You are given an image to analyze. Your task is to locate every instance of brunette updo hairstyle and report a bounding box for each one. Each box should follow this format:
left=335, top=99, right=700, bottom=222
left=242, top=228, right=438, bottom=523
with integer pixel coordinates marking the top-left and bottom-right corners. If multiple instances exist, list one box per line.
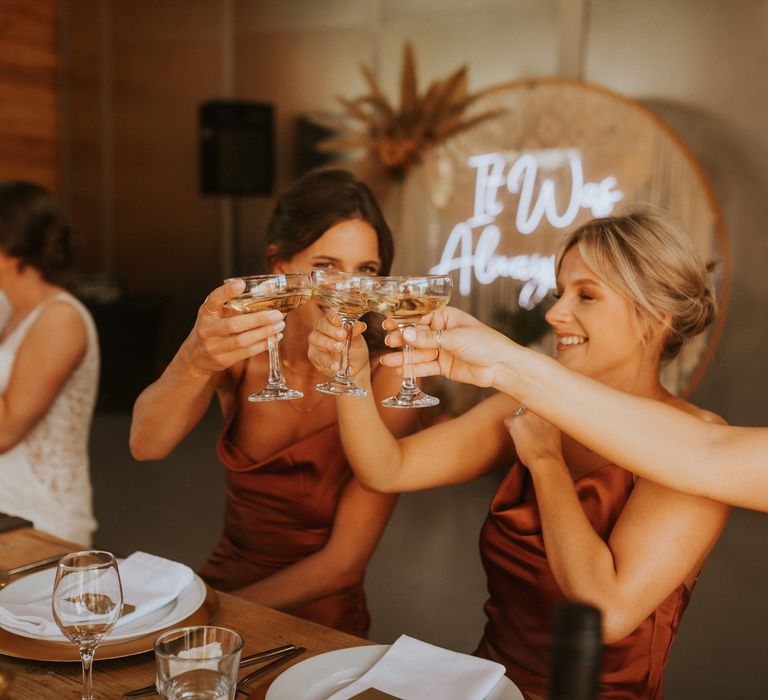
left=556, top=211, right=717, bottom=361
left=0, top=181, right=75, bottom=282
left=266, top=168, right=394, bottom=275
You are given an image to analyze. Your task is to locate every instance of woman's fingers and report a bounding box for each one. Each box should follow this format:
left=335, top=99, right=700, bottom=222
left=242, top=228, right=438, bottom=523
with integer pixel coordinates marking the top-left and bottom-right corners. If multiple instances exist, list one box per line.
left=203, top=278, right=246, bottom=316
left=216, top=335, right=282, bottom=367
left=401, top=325, right=445, bottom=349
left=380, top=352, right=441, bottom=377
left=308, top=327, right=346, bottom=354
left=384, top=324, right=444, bottom=351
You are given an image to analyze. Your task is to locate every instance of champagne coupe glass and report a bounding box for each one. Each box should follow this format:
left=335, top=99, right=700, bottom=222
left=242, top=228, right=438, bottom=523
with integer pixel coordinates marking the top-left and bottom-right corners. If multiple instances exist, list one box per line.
left=52, top=551, right=123, bottom=700
left=224, top=273, right=313, bottom=402
left=363, top=274, right=453, bottom=408
left=311, top=269, right=369, bottom=397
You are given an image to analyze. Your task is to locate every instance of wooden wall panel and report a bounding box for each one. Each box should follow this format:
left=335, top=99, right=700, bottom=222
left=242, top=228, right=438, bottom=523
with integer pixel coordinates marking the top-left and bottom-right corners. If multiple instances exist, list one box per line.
left=0, top=0, right=58, bottom=191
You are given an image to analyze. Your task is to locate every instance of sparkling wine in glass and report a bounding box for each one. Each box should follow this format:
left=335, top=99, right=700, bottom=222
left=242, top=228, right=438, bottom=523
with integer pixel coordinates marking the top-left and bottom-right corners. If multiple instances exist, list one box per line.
left=364, top=274, right=453, bottom=408
left=224, top=273, right=312, bottom=402
left=52, top=551, right=123, bottom=700
left=311, top=269, right=370, bottom=397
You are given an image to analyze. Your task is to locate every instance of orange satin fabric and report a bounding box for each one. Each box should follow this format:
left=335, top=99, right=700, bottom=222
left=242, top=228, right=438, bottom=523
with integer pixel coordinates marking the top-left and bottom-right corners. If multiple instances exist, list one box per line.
left=476, top=462, right=691, bottom=699
left=198, top=422, right=369, bottom=637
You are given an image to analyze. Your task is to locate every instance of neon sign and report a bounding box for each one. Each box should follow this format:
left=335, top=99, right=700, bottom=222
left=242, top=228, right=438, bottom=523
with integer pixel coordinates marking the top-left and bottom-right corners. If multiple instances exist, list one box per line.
left=430, top=150, right=624, bottom=308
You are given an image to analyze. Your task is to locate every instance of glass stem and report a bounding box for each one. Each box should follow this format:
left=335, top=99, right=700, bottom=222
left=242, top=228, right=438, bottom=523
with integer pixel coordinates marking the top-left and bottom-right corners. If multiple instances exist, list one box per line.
left=80, top=647, right=95, bottom=700
left=400, top=323, right=419, bottom=396
left=337, top=319, right=354, bottom=381
left=266, top=335, right=284, bottom=387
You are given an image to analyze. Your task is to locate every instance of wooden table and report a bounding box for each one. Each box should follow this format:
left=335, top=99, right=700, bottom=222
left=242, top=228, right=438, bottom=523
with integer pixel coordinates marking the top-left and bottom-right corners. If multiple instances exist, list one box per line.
left=0, top=528, right=370, bottom=699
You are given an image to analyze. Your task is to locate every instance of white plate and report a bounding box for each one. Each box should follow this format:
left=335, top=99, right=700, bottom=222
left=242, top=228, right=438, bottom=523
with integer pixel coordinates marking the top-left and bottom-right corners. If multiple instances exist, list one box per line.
left=0, top=566, right=207, bottom=644
left=265, top=645, right=524, bottom=700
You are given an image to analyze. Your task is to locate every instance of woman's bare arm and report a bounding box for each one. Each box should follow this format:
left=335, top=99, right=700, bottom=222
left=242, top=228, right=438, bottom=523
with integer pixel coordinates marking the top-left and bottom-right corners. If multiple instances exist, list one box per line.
left=130, top=279, right=285, bottom=460
left=0, top=302, right=87, bottom=451
left=309, top=312, right=515, bottom=493
left=499, top=349, right=768, bottom=511
left=508, top=409, right=728, bottom=642
left=233, top=359, right=418, bottom=610
left=388, top=306, right=768, bottom=512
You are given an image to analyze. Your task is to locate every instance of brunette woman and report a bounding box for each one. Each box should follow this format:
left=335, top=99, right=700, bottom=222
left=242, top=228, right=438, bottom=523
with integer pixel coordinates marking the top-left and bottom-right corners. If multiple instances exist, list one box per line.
left=0, top=181, right=99, bottom=544
left=130, top=169, right=417, bottom=637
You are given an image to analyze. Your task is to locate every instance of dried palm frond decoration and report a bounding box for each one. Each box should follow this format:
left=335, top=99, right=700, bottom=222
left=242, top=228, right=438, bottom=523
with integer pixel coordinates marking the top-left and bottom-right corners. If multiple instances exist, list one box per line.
left=311, top=43, right=505, bottom=181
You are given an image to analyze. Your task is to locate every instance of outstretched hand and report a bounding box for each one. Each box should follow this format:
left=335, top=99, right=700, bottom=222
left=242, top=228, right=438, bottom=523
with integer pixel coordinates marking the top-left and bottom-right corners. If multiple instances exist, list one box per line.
left=308, top=311, right=370, bottom=382
left=379, top=306, right=516, bottom=389
left=184, top=278, right=286, bottom=376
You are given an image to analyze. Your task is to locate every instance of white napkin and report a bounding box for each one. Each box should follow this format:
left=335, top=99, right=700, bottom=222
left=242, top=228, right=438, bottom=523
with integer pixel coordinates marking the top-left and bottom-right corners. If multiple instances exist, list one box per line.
left=0, top=551, right=194, bottom=638
left=326, top=635, right=506, bottom=700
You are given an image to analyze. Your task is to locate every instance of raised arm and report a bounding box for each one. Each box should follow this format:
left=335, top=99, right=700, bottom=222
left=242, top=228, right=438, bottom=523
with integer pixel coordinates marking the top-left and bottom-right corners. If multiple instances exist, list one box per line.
left=130, top=279, right=285, bottom=460
left=499, top=349, right=768, bottom=511
left=0, top=301, right=87, bottom=452
left=385, top=306, right=768, bottom=512
left=308, top=312, right=516, bottom=493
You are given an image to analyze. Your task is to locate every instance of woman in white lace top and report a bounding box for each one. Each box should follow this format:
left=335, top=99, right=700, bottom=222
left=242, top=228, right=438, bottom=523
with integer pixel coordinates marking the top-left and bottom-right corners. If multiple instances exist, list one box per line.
left=0, top=181, right=99, bottom=544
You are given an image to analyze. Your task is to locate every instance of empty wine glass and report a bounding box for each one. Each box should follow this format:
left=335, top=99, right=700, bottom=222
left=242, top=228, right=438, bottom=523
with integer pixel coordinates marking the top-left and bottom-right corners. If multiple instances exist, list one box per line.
left=311, top=269, right=369, bottom=397
left=224, top=273, right=313, bottom=401
left=363, top=274, right=453, bottom=408
left=52, top=551, right=123, bottom=700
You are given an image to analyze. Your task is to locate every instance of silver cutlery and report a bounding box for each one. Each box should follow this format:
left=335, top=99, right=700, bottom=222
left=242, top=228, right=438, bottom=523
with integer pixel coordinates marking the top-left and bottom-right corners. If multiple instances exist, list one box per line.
left=235, top=646, right=306, bottom=696
left=0, top=553, right=66, bottom=590
left=123, top=644, right=298, bottom=697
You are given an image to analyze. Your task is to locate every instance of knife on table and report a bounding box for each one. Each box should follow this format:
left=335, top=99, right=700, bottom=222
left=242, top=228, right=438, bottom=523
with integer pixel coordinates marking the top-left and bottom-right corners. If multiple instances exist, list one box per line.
left=123, top=644, right=297, bottom=697
left=235, top=646, right=306, bottom=696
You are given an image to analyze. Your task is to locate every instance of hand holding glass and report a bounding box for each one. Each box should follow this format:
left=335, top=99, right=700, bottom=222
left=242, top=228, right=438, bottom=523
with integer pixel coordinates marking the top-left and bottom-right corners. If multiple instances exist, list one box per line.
left=224, top=273, right=312, bottom=401
left=154, top=626, right=244, bottom=700
left=311, top=269, right=370, bottom=397
left=364, top=274, right=453, bottom=407
left=52, top=551, right=123, bottom=700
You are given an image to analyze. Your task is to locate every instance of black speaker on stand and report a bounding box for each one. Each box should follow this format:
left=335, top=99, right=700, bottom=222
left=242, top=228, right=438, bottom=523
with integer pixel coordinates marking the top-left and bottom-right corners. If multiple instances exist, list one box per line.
left=199, top=100, right=275, bottom=276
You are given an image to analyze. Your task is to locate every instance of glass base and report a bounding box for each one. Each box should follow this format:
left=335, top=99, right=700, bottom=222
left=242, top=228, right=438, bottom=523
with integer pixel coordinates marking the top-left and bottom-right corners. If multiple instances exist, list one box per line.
left=248, top=384, right=304, bottom=402
left=315, top=379, right=368, bottom=397
left=381, top=390, right=440, bottom=408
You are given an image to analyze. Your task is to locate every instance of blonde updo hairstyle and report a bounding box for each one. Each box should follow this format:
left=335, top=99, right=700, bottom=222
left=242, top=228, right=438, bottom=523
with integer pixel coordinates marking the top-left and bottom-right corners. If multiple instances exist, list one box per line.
left=555, top=212, right=717, bottom=361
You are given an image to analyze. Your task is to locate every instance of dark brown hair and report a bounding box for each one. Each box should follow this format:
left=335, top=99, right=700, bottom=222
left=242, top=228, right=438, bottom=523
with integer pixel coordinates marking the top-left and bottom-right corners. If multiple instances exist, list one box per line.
left=0, top=181, right=75, bottom=281
left=266, top=168, right=395, bottom=352
left=266, top=168, right=394, bottom=275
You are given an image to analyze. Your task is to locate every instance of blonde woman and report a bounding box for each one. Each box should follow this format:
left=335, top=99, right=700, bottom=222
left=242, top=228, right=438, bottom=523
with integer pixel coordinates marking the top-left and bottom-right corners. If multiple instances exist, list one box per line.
left=309, top=213, right=729, bottom=698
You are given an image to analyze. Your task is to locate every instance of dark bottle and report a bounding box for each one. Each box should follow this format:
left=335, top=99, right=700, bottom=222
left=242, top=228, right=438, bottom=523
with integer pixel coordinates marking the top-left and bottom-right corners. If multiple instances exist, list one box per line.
left=547, top=602, right=602, bottom=700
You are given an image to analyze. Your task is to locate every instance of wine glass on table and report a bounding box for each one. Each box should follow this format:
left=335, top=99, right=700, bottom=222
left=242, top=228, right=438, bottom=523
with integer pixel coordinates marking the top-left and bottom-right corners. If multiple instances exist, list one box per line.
left=311, top=269, right=370, bottom=397
left=224, top=273, right=312, bottom=402
left=363, top=274, right=453, bottom=408
left=51, top=551, right=123, bottom=700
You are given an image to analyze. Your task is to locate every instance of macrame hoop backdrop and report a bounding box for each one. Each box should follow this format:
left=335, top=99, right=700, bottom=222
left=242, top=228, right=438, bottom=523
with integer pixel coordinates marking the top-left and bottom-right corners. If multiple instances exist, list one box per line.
left=372, top=78, right=729, bottom=400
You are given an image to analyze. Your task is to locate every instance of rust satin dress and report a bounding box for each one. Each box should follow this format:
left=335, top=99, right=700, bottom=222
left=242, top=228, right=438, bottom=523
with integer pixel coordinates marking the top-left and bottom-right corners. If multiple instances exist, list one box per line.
left=198, top=421, right=369, bottom=637
left=476, top=461, right=691, bottom=699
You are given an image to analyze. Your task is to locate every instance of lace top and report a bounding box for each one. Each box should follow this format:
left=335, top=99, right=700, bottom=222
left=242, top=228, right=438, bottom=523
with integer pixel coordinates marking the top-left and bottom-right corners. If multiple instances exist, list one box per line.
left=0, top=292, right=99, bottom=544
